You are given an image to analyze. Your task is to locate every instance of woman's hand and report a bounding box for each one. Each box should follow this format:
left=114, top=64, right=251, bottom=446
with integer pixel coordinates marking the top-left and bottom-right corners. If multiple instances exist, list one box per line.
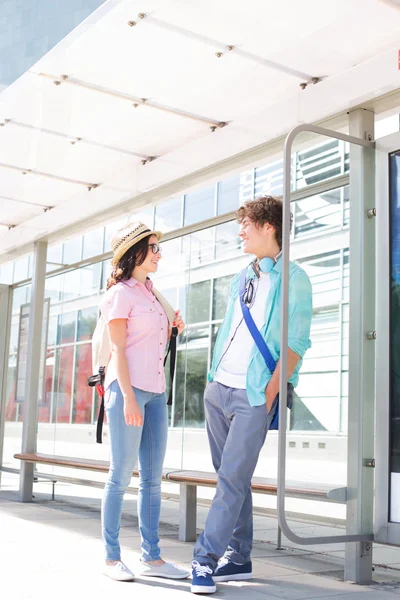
left=124, top=395, right=143, bottom=427
left=173, top=310, right=185, bottom=335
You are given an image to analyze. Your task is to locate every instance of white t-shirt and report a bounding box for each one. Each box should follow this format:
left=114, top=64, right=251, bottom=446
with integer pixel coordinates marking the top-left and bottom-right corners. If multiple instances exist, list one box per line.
left=214, top=272, right=271, bottom=389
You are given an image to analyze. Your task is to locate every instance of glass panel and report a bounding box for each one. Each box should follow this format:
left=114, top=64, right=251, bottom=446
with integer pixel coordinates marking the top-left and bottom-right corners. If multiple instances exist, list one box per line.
left=52, top=346, right=74, bottom=423
left=13, top=256, right=29, bottom=282
left=343, top=185, right=350, bottom=226
left=174, top=348, right=208, bottom=428
left=46, top=243, right=63, bottom=273
left=294, top=186, right=342, bottom=238
left=57, top=311, right=76, bottom=345
left=101, top=259, right=112, bottom=291
left=297, top=251, right=341, bottom=308
left=61, top=270, right=81, bottom=302
left=215, top=222, right=241, bottom=261
left=239, top=170, right=254, bottom=203
left=129, top=206, right=154, bottom=229
left=155, top=197, right=183, bottom=232
left=255, top=159, right=284, bottom=197
left=296, top=140, right=343, bottom=188
left=217, top=175, right=240, bottom=215
left=79, top=263, right=101, bottom=297
left=182, top=228, right=214, bottom=268
left=45, top=274, right=63, bottom=302
left=77, top=306, right=98, bottom=341
left=212, top=275, right=231, bottom=321
left=184, top=187, right=215, bottom=226
left=292, top=308, right=340, bottom=432
left=38, top=347, right=54, bottom=424
left=82, top=228, right=104, bottom=259
left=72, top=344, right=93, bottom=424
left=0, top=261, right=14, bottom=284
left=62, top=237, right=82, bottom=264
left=185, top=280, right=211, bottom=325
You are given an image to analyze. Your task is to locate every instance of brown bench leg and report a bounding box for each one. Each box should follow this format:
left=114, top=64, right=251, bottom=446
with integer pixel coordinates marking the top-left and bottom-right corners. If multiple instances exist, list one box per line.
left=179, top=483, right=197, bottom=542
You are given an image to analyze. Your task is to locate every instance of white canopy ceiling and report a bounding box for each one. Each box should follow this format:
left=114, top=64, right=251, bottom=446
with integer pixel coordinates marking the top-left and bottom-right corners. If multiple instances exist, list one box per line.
left=0, top=0, right=399, bottom=261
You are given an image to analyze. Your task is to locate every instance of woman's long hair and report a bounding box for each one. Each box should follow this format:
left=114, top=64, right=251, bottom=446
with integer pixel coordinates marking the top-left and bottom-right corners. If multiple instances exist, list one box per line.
left=106, top=235, right=150, bottom=290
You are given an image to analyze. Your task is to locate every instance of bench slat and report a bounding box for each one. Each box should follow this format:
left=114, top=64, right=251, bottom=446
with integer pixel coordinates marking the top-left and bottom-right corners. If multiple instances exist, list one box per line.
left=14, top=452, right=344, bottom=502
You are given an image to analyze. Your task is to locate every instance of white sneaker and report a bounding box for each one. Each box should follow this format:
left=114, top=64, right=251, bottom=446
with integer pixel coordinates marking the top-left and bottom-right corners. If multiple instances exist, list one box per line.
left=140, top=561, right=190, bottom=579
left=104, top=561, right=135, bottom=581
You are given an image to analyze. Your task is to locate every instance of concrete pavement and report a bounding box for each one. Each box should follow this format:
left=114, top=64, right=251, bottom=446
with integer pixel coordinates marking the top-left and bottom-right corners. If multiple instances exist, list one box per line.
left=1, top=472, right=400, bottom=600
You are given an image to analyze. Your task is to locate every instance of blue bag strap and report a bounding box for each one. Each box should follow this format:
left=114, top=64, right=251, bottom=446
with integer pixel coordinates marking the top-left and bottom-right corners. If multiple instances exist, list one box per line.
left=239, top=268, right=276, bottom=374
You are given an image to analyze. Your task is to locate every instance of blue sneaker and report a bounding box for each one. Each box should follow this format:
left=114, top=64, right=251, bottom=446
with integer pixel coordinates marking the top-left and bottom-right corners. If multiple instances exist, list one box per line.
left=213, top=557, right=252, bottom=581
left=191, top=561, right=216, bottom=594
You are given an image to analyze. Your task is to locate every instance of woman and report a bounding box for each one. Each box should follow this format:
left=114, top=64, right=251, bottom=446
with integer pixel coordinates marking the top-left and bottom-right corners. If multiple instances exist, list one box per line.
left=100, top=221, right=188, bottom=582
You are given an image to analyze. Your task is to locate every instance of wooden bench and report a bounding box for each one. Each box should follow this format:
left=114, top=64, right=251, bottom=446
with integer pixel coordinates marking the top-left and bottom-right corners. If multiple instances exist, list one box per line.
left=14, top=452, right=347, bottom=544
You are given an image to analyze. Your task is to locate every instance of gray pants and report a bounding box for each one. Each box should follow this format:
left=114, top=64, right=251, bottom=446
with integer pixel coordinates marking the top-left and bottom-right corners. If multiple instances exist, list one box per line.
left=193, top=381, right=278, bottom=570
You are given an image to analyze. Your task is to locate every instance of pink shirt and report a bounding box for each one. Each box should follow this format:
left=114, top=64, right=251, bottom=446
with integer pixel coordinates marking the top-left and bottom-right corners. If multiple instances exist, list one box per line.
left=100, top=277, right=169, bottom=393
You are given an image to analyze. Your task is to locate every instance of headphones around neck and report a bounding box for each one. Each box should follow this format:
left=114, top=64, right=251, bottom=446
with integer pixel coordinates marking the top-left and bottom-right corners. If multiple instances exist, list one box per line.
left=251, top=250, right=282, bottom=278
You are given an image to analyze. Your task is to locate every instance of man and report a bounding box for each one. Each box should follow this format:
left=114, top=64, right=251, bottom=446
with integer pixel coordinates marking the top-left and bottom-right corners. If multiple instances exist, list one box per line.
left=191, top=196, right=313, bottom=594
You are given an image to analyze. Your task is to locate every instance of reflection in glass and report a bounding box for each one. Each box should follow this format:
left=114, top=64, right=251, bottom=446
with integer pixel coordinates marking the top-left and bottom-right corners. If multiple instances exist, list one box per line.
left=174, top=348, right=208, bottom=428
left=185, top=280, right=211, bottom=325
left=52, top=346, right=74, bottom=423
left=212, top=276, right=231, bottom=321
left=77, top=306, right=98, bottom=341
left=57, top=311, right=76, bottom=345
left=294, top=186, right=343, bottom=238
left=296, top=140, right=343, bottom=188
left=73, top=344, right=93, bottom=424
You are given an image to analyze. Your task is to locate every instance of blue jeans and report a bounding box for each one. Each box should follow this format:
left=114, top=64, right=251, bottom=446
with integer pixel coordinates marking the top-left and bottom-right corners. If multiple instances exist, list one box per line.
left=101, top=380, right=168, bottom=562
left=193, top=381, right=278, bottom=571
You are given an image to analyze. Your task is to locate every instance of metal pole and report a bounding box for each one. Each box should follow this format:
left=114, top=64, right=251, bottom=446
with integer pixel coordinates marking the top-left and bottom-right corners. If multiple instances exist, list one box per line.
left=344, top=109, right=375, bottom=583
left=19, top=241, right=47, bottom=502
left=0, top=284, right=12, bottom=486
left=277, top=123, right=374, bottom=545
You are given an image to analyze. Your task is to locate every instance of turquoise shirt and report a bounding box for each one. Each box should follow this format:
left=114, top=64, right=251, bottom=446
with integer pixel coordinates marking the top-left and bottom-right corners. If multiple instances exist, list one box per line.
left=208, top=259, right=313, bottom=406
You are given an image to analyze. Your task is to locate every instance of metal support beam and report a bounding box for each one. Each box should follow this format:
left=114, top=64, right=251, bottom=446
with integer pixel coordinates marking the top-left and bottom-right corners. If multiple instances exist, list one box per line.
left=179, top=483, right=197, bottom=542
left=0, top=284, right=12, bottom=486
left=345, top=108, right=376, bottom=583
left=278, top=122, right=374, bottom=548
left=19, top=241, right=47, bottom=502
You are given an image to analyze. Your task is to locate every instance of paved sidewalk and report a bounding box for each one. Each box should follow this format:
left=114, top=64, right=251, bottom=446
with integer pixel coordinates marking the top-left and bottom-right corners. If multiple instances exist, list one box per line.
left=2, top=474, right=400, bottom=599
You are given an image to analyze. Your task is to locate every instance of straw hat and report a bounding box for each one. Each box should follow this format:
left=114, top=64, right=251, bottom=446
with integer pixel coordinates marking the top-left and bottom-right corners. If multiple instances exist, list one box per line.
left=111, top=221, right=163, bottom=266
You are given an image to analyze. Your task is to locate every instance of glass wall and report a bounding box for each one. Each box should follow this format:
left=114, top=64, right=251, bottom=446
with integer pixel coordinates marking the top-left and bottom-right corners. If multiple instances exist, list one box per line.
left=2, top=137, right=351, bottom=490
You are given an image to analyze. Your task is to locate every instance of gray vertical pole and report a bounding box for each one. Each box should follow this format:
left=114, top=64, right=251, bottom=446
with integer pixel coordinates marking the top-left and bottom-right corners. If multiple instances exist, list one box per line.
left=0, top=284, right=12, bottom=486
left=345, top=109, right=375, bottom=583
left=19, top=241, right=47, bottom=502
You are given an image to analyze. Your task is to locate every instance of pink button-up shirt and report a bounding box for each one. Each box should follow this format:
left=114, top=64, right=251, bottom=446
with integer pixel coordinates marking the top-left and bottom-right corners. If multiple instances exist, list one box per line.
left=100, top=277, right=169, bottom=393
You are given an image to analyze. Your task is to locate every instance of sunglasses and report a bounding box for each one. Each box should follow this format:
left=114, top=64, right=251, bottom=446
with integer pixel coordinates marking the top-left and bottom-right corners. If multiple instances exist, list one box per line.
left=148, top=243, right=162, bottom=255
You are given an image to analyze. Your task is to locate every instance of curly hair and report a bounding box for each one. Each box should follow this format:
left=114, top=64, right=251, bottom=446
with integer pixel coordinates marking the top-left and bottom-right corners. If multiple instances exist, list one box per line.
left=106, top=235, right=150, bottom=290
left=236, top=195, right=292, bottom=249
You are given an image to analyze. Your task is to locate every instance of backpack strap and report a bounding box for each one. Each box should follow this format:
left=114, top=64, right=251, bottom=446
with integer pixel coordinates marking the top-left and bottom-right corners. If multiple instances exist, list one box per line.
left=239, top=269, right=276, bottom=372
left=164, top=326, right=178, bottom=405
left=239, top=268, right=293, bottom=430
left=88, top=366, right=106, bottom=443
